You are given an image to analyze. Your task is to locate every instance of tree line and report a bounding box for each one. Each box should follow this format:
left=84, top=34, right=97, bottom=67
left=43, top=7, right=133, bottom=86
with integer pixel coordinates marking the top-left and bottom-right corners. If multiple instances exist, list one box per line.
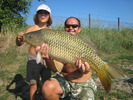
left=0, top=0, right=45, bottom=31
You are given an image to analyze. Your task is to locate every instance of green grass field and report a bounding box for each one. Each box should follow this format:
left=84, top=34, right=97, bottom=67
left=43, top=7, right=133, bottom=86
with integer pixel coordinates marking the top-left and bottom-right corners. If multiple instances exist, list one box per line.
left=0, top=26, right=133, bottom=100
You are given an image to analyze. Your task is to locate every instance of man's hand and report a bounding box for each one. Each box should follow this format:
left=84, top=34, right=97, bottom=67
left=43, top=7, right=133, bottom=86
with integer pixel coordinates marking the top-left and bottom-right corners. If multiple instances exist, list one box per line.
left=75, top=60, right=91, bottom=74
left=36, top=43, right=50, bottom=59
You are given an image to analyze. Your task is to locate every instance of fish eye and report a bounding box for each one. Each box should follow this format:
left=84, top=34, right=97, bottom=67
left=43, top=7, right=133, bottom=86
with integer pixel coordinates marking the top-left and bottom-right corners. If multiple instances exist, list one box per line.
left=28, top=34, right=32, bottom=38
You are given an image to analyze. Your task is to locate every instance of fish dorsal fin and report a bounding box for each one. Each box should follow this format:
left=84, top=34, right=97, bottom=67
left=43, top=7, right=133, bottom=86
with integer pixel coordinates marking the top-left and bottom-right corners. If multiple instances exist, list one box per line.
left=53, top=60, right=64, bottom=72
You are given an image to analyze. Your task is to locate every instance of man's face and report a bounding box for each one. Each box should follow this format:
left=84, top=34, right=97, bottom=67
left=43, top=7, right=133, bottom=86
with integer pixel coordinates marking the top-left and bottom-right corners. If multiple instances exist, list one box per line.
left=64, top=18, right=81, bottom=37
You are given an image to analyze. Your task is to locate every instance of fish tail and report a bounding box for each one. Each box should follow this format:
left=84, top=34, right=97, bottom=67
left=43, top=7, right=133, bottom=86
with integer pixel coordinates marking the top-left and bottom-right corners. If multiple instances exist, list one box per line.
left=97, top=69, right=111, bottom=93
left=107, top=64, right=127, bottom=79
left=96, top=63, right=127, bottom=92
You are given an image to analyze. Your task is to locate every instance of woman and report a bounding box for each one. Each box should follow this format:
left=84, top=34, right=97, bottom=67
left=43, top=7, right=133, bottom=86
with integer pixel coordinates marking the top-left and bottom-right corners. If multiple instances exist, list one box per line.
left=16, top=4, right=52, bottom=100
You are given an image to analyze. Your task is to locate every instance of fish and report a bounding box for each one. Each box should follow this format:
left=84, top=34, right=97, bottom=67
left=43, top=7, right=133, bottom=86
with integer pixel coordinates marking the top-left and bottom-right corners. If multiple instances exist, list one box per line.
left=23, top=28, right=127, bottom=92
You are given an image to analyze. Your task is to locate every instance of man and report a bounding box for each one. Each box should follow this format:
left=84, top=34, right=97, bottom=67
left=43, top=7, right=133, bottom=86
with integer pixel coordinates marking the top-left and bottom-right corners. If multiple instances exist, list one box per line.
left=16, top=4, right=52, bottom=100
left=38, top=17, right=97, bottom=100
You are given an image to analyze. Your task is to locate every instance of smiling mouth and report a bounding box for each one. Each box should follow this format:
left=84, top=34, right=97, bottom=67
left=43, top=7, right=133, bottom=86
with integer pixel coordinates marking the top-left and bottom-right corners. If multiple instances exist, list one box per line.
left=40, top=17, right=46, bottom=20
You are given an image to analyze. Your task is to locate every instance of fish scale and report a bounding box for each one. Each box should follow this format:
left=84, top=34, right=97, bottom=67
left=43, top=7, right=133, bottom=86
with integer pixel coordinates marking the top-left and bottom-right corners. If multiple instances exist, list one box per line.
left=44, top=30, right=85, bottom=63
left=24, top=28, right=127, bottom=92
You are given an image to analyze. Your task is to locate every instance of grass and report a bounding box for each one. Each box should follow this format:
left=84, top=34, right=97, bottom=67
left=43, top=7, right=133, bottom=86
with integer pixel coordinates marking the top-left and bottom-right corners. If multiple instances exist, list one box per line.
left=81, top=27, right=133, bottom=53
left=0, top=24, right=133, bottom=99
left=95, top=88, right=133, bottom=100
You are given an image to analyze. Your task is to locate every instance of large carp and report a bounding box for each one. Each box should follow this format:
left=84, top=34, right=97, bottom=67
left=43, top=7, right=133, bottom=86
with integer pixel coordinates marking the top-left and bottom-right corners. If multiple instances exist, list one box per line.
left=23, top=28, right=127, bottom=92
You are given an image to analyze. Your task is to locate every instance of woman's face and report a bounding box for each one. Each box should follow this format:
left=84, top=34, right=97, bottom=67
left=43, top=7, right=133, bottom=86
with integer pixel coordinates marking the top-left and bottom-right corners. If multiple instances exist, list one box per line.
left=37, top=10, right=50, bottom=23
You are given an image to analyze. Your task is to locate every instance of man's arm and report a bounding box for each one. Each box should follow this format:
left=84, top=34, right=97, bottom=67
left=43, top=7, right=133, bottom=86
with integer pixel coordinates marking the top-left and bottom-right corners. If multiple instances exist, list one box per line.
left=36, top=44, right=58, bottom=72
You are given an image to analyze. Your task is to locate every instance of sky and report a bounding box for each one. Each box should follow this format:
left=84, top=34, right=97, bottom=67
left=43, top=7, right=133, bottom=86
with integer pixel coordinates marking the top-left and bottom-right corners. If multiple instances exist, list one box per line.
left=26, top=0, right=133, bottom=26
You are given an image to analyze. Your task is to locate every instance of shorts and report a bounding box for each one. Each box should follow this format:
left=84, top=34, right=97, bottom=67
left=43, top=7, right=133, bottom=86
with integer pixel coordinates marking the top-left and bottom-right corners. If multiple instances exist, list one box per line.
left=26, top=53, right=51, bottom=85
left=52, top=72, right=97, bottom=100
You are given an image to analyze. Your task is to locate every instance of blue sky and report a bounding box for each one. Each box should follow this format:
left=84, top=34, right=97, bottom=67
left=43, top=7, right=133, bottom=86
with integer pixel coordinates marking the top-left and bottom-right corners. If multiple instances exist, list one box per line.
left=26, top=0, right=133, bottom=26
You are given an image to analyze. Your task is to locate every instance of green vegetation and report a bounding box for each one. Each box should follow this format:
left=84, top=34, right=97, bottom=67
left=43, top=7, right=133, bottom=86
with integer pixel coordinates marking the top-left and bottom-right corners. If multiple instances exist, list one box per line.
left=95, top=88, right=133, bottom=100
left=0, top=25, right=133, bottom=99
left=0, top=0, right=46, bottom=31
left=0, top=0, right=32, bottom=31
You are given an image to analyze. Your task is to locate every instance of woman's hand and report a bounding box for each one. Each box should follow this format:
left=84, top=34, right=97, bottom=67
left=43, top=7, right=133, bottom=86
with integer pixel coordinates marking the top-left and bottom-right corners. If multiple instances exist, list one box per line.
left=17, top=32, right=24, bottom=42
left=16, top=32, right=25, bottom=46
left=75, top=60, right=91, bottom=74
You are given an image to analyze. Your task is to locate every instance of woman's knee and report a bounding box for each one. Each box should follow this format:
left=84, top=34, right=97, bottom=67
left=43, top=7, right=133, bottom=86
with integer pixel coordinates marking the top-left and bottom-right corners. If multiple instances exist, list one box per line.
left=30, top=84, right=37, bottom=91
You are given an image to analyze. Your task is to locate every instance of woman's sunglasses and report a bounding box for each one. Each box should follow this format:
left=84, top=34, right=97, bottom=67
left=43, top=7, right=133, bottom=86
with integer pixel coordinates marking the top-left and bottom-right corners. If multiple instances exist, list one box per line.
left=65, top=24, right=79, bottom=28
left=37, top=10, right=49, bottom=15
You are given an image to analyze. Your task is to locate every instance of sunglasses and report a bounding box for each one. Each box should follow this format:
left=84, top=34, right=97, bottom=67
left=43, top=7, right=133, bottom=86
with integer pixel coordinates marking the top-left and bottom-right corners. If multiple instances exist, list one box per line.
left=65, top=24, right=79, bottom=28
left=37, top=10, right=49, bottom=15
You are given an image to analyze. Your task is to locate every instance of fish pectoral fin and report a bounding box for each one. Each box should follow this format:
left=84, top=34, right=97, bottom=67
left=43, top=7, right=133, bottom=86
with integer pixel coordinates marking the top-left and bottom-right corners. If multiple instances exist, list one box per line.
left=36, top=52, right=48, bottom=68
left=53, top=60, right=64, bottom=72
left=43, top=60, right=47, bottom=68
left=36, top=52, right=42, bottom=64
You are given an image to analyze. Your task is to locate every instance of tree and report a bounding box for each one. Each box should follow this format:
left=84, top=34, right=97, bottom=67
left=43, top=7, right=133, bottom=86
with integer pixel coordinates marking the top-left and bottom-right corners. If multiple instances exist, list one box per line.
left=0, top=0, right=32, bottom=31
left=0, top=0, right=47, bottom=32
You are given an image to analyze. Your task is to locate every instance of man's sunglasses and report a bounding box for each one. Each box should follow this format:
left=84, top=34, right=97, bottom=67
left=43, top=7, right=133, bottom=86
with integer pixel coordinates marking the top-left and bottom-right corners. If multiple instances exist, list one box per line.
left=65, top=24, right=79, bottom=28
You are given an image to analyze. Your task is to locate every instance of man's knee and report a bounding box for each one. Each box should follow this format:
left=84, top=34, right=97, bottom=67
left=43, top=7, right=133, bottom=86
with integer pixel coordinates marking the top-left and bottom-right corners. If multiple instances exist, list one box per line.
left=42, top=79, right=63, bottom=96
left=42, top=80, right=55, bottom=94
